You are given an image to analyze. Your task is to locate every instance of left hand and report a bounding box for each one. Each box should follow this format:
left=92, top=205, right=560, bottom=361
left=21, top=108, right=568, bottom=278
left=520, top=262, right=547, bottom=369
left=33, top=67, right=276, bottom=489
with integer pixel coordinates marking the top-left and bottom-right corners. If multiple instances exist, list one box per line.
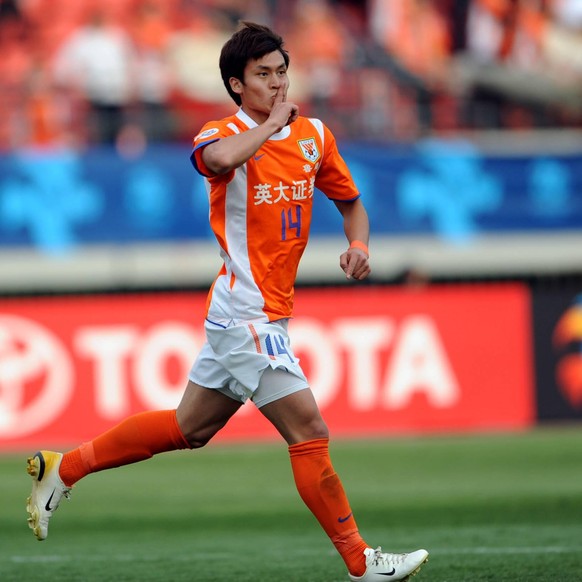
left=340, top=248, right=371, bottom=280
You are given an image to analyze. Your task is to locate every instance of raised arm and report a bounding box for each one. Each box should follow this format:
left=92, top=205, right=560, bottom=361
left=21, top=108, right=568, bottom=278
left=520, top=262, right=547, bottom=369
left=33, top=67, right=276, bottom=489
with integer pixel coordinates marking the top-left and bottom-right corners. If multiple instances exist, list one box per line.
left=202, top=86, right=298, bottom=175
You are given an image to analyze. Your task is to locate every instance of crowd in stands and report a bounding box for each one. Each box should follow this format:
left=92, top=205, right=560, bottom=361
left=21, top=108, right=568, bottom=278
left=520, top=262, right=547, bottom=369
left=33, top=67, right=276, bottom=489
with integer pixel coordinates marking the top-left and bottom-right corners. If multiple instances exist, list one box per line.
left=1, top=0, right=581, bottom=151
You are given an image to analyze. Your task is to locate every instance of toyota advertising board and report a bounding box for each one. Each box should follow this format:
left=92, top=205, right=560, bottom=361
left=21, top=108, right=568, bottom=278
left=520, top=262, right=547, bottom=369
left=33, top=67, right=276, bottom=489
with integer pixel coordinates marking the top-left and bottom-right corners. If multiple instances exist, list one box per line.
left=0, top=285, right=534, bottom=450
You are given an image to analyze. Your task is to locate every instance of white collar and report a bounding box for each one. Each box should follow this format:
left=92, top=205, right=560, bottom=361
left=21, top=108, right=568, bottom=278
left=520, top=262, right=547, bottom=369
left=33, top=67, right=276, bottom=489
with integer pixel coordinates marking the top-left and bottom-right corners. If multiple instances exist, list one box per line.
left=236, top=108, right=291, bottom=140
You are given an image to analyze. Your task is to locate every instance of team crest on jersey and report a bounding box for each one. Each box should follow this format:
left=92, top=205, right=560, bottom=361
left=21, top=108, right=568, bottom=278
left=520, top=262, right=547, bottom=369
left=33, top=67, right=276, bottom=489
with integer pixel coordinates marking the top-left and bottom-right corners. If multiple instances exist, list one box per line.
left=196, top=127, right=219, bottom=141
left=297, top=138, right=320, bottom=163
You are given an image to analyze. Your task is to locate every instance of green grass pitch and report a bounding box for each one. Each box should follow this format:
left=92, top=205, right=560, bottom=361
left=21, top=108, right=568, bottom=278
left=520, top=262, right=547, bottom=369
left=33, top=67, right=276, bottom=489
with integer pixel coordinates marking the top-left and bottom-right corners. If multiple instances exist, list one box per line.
left=2, top=426, right=582, bottom=581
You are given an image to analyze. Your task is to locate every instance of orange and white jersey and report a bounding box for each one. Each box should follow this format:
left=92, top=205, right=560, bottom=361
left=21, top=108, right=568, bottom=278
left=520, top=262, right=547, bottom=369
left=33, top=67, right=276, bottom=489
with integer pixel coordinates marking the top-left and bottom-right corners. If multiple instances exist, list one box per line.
left=191, top=108, right=360, bottom=325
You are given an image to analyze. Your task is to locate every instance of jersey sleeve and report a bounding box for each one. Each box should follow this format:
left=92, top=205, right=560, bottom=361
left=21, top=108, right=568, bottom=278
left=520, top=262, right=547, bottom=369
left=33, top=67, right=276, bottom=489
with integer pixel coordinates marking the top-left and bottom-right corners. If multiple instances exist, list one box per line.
left=314, top=123, right=360, bottom=202
left=190, top=121, right=235, bottom=177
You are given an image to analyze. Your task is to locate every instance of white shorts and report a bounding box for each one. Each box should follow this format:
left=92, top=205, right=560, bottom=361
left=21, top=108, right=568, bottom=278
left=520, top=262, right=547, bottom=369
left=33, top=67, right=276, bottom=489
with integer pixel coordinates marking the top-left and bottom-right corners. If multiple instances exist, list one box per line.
left=188, top=319, right=309, bottom=408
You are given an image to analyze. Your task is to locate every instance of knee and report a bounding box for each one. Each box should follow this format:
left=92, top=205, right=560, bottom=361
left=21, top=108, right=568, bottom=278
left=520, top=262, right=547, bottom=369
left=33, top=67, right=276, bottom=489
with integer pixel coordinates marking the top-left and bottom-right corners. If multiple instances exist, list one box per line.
left=309, top=418, right=329, bottom=440
left=181, top=428, right=213, bottom=449
left=294, top=418, right=329, bottom=443
left=188, top=439, right=209, bottom=450
left=177, top=420, right=215, bottom=449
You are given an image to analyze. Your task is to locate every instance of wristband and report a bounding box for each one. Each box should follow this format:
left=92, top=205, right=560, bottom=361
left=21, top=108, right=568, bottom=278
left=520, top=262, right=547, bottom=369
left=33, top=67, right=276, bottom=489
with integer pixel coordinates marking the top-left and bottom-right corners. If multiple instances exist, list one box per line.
left=349, top=240, right=369, bottom=257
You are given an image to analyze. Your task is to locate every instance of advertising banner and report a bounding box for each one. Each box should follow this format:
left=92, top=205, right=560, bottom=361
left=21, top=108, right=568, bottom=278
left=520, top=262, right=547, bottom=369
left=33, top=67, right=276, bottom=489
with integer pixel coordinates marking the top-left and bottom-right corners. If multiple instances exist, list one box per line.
left=0, top=285, right=534, bottom=450
left=1, top=144, right=581, bottom=253
left=532, top=285, right=582, bottom=420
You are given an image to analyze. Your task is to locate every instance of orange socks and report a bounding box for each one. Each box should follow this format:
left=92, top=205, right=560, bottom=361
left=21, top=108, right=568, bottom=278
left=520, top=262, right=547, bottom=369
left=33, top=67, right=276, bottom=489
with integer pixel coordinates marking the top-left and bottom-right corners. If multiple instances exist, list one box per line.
left=288, top=438, right=369, bottom=577
left=58, top=422, right=367, bottom=574
left=59, top=410, right=190, bottom=487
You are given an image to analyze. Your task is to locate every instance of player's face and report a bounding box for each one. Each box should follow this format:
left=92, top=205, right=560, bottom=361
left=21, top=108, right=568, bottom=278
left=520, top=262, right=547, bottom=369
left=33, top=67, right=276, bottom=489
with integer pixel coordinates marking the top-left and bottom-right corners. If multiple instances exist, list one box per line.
left=234, top=51, right=289, bottom=122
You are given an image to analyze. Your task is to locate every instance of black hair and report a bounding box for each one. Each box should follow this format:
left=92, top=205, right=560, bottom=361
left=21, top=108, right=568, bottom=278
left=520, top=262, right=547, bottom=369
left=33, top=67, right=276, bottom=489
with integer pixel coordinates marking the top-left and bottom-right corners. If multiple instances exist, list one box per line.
left=219, top=21, right=290, bottom=106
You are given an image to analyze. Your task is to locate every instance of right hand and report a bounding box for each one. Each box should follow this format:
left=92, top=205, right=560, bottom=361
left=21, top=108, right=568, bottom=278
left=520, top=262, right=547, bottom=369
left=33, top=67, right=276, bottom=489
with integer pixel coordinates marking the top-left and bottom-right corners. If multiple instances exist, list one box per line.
left=268, top=85, right=299, bottom=132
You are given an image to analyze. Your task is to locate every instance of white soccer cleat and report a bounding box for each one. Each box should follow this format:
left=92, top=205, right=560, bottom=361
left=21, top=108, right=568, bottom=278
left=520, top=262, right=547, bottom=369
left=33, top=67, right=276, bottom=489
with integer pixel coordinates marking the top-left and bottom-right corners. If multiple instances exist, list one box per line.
left=349, top=547, right=429, bottom=582
left=26, top=451, right=71, bottom=541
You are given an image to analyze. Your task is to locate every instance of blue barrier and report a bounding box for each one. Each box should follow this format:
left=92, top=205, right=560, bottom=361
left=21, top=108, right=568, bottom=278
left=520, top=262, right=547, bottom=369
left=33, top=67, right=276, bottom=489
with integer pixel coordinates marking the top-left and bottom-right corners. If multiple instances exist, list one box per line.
left=0, top=140, right=581, bottom=253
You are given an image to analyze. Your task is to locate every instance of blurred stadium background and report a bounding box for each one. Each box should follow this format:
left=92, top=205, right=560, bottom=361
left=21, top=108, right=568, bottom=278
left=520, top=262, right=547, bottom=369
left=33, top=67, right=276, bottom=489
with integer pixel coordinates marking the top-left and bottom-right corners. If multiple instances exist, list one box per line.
left=1, top=0, right=582, bottom=447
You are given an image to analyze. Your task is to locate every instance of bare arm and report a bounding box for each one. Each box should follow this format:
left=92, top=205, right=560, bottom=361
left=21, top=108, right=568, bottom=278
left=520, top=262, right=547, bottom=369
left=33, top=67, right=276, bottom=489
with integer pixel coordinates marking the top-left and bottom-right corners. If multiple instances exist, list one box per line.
left=202, top=87, right=299, bottom=175
left=334, top=198, right=371, bottom=280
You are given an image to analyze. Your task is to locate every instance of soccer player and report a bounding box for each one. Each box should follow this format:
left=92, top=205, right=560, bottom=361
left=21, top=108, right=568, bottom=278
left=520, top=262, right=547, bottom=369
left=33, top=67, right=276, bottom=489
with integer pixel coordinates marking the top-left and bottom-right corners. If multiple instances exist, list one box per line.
left=26, top=21, right=428, bottom=582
